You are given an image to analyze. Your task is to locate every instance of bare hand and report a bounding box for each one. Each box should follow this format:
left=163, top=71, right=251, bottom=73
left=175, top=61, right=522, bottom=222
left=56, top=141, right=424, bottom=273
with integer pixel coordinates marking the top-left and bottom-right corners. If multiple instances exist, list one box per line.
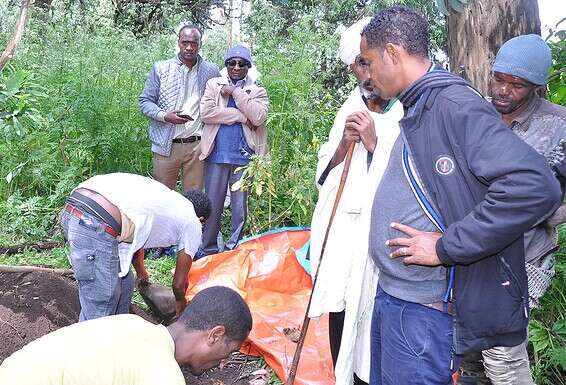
left=164, top=111, right=190, bottom=124
left=386, top=222, right=442, bottom=266
left=343, top=111, right=377, bottom=153
left=221, top=85, right=236, bottom=97
left=135, top=271, right=149, bottom=288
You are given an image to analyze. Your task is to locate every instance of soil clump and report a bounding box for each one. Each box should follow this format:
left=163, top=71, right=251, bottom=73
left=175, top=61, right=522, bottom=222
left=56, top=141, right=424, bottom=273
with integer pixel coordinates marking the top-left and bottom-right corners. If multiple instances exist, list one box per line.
left=0, top=270, right=264, bottom=384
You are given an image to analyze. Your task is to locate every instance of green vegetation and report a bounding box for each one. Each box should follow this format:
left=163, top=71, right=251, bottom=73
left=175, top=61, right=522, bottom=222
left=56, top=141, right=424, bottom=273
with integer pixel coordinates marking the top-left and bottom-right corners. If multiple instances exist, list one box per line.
left=1, top=0, right=565, bottom=384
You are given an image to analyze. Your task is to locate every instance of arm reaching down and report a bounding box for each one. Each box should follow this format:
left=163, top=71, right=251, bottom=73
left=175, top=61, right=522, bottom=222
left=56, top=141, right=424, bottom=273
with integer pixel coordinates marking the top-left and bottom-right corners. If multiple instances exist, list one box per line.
left=172, top=248, right=193, bottom=316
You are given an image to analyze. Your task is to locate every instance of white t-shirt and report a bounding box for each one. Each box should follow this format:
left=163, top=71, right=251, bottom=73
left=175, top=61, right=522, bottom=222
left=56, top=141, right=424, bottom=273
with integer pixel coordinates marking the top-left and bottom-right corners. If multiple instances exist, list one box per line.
left=0, top=314, right=185, bottom=385
left=77, top=173, right=202, bottom=277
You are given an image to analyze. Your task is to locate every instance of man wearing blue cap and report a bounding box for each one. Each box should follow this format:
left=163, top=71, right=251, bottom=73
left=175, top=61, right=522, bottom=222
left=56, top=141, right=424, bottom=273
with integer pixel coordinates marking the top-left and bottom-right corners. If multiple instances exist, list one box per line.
left=480, top=34, right=566, bottom=385
left=198, top=45, right=269, bottom=256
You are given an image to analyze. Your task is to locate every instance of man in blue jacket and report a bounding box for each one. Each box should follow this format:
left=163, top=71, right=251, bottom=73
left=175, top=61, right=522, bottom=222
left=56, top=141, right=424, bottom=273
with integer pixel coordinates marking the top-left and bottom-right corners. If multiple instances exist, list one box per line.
left=360, top=6, right=562, bottom=385
left=139, top=24, right=220, bottom=192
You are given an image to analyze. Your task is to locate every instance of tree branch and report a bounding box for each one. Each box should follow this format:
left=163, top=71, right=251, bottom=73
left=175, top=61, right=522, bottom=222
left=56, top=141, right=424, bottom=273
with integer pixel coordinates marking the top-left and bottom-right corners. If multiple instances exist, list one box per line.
left=0, top=265, right=74, bottom=276
left=0, top=0, right=32, bottom=72
left=0, top=241, right=61, bottom=255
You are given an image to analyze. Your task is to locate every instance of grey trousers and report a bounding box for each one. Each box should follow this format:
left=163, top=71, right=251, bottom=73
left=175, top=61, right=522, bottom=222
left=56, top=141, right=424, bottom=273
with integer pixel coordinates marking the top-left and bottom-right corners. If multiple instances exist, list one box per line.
left=482, top=339, right=535, bottom=385
left=201, top=162, right=248, bottom=256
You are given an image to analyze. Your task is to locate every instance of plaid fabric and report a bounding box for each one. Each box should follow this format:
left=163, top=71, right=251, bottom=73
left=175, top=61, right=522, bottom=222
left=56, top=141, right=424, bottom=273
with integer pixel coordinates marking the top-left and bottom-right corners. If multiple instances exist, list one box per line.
left=526, top=255, right=555, bottom=308
left=139, top=54, right=220, bottom=156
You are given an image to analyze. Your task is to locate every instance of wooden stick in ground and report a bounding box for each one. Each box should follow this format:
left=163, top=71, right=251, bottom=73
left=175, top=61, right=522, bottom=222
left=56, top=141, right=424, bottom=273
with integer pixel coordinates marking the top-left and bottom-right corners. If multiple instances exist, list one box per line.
left=0, top=0, right=32, bottom=71
left=286, top=142, right=356, bottom=385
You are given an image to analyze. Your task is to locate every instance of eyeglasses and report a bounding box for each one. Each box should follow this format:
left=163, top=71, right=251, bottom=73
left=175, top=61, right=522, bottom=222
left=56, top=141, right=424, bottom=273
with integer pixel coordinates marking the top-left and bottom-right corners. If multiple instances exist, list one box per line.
left=227, top=60, right=250, bottom=68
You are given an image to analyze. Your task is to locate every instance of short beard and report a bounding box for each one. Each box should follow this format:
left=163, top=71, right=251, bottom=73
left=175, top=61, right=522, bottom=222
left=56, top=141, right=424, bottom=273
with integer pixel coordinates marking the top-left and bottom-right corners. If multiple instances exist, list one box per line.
left=359, top=80, right=381, bottom=102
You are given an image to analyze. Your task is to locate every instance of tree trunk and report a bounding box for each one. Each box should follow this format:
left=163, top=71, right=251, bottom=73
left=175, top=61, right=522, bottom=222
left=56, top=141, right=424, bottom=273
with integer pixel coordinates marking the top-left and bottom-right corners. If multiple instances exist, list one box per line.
left=447, top=0, right=540, bottom=95
left=228, top=0, right=234, bottom=47
left=0, top=0, right=32, bottom=72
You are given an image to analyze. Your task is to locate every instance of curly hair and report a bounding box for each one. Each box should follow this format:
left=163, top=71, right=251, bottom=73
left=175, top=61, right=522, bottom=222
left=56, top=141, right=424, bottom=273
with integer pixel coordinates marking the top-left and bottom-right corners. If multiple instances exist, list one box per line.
left=183, top=190, right=211, bottom=221
left=362, top=6, right=429, bottom=58
left=180, top=286, right=252, bottom=342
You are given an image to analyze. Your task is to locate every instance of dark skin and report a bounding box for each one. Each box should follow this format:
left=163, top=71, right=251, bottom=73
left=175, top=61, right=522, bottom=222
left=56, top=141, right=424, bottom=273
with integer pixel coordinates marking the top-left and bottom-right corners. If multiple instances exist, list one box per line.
left=488, top=71, right=538, bottom=126
left=360, top=34, right=443, bottom=267
left=134, top=216, right=206, bottom=317
left=167, top=322, right=242, bottom=375
left=323, top=56, right=388, bottom=173
left=165, top=27, right=202, bottom=125
left=220, top=57, right=257, bottom=130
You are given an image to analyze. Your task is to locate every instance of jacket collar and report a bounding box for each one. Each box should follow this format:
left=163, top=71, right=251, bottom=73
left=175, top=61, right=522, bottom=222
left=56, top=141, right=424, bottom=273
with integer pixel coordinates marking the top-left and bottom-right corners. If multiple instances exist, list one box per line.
left=217, top=74, right=253, bottom=88
left=398, top=67, right=470, bottom=109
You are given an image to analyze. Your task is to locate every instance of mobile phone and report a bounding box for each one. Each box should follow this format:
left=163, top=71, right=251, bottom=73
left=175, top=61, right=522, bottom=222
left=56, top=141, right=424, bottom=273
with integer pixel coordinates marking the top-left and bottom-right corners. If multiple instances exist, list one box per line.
left=177, top=113, right=194, bottom=121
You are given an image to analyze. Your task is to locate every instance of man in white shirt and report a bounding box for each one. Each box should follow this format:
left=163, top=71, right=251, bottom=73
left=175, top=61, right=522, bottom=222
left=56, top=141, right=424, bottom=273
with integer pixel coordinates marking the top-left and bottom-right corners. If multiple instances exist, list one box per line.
left=59, top=172, right=211, bottom=321
left=0, top=286, right=252, bottom=385
left=308, top=18, right=403, bottom=385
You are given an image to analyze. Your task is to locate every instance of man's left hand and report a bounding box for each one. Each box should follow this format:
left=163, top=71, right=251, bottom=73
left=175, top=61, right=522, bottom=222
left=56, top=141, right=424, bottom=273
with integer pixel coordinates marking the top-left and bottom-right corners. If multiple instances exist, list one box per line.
left=387, top=222, right=443, bottom=266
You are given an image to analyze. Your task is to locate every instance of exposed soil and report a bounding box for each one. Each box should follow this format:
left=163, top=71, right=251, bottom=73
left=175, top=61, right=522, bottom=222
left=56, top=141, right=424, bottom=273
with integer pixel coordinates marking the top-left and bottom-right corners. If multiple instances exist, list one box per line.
left=0, top=271, right=80, bottom=362
left=0, top=270, right=264, bottom=385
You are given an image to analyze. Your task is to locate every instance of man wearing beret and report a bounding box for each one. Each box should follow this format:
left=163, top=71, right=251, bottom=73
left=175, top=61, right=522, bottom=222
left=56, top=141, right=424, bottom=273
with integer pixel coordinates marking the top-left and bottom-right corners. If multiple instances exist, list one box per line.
left=198, top=45, right=269, bottom=257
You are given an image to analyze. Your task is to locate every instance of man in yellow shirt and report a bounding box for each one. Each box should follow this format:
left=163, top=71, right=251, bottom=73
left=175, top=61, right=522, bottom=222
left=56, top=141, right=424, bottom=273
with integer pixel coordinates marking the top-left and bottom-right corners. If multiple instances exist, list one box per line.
left=0, top=286, right=252, bottom=385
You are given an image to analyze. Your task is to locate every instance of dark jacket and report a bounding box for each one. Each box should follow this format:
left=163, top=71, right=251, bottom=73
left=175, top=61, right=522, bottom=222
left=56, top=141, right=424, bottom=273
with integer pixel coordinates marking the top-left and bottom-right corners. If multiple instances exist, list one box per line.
left=398, top=72, right=562, bottom=354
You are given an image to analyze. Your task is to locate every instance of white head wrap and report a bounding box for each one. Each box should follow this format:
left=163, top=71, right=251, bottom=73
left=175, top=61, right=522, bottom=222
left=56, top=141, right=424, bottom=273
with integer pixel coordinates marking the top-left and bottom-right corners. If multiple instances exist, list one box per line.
left=338, top=17, right=372, bottom=66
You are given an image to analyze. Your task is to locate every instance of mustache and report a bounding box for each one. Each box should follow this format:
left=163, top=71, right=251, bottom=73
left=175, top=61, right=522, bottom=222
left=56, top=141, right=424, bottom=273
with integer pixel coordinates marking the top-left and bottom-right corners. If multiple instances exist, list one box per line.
left=492, top=96, right=511, bottom=103
left=360, top=80, right=381, bottom=100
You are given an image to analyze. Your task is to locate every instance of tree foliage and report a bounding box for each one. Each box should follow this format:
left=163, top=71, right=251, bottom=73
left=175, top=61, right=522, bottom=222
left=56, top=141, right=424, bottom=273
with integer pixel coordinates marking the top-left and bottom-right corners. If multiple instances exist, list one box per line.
left=0, top=1, right=565, bottom=383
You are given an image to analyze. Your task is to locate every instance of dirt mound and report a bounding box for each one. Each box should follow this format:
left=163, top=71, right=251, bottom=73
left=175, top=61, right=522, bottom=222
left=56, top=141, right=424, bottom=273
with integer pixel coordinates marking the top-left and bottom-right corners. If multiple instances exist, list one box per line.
left=0, top=271, right=80, bottom=362
left=0, top=270, right=264, bottom=384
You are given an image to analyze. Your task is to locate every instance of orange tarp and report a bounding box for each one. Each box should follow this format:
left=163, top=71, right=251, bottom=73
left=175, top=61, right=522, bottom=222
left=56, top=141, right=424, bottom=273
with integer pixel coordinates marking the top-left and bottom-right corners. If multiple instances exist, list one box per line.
left=185, top=229, right=335, bottom=385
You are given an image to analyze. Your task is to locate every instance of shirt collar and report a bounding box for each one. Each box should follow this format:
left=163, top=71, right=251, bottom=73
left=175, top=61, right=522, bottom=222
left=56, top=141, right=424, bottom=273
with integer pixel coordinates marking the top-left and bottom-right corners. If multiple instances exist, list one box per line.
left=510, top=95, right=542, bottom=130
left=175, top=54, right=201, bottom=71
left=228, top=75, right=248, bottom=88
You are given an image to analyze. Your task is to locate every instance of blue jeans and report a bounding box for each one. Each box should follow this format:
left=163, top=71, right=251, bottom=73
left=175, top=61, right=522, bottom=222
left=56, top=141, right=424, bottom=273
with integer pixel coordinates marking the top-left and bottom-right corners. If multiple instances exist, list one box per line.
left=60, top=210, right=134, bottom=321
left=370, top=286, right=458, bottom=385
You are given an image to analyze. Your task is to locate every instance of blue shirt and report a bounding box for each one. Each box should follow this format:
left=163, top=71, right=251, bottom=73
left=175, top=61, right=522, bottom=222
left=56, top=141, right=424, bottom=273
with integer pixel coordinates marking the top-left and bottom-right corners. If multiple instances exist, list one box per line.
left=206, top=96, right=254, bottom=166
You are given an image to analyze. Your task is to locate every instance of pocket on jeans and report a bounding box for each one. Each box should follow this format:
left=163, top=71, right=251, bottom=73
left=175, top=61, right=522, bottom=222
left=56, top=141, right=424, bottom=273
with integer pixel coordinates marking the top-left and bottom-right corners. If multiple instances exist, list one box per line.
left=400, top=305, right=431, bottom=357
left=69, top=248, right=96, bottom=281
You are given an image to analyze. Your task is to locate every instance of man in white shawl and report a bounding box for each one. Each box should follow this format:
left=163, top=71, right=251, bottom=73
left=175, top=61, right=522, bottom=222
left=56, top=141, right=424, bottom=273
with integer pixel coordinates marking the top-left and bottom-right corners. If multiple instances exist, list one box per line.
left=308, top=17, right=403, bottom=385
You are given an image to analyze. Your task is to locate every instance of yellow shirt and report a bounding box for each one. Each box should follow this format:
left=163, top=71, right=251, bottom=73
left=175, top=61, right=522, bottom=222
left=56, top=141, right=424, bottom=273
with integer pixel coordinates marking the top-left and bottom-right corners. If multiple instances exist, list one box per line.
left=0, top=314, right=185, bottom=385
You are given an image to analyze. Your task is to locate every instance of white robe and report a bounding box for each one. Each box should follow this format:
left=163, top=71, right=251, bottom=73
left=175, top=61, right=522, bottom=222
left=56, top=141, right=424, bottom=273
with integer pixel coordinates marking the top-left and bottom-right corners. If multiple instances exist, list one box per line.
left=308, top=87, right=402, bottom=384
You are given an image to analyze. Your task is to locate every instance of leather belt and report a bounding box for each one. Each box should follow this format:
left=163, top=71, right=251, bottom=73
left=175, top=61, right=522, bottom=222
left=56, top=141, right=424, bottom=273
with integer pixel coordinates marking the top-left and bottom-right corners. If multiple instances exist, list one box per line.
left=172, top=136, right=201, bottom=144
left=63, top=204, right=119, bottom=238
left=422, top=301, right=455, bottom=316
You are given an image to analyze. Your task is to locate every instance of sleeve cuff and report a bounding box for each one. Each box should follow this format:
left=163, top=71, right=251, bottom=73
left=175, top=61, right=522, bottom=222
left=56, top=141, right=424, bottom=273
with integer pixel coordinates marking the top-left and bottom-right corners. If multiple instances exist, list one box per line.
left=156, top=111, right=167, bottom=122
left=436, top=237, right=456, bottom=266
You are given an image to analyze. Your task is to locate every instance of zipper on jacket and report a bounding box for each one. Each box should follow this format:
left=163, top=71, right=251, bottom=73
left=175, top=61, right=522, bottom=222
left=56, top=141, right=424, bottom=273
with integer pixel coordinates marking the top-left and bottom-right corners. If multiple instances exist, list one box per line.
left=499, top=256, right=528, bottom=318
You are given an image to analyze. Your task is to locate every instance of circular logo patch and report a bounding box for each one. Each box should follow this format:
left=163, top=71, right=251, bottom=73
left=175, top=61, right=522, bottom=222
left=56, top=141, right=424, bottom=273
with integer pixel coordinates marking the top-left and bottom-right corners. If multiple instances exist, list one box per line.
left=435, top=156, right=455, bottom=176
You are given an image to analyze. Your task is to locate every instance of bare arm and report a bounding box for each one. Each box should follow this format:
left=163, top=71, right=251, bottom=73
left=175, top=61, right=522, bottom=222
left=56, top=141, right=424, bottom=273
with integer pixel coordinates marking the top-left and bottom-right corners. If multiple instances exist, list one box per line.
left=132, top=249, right=149, bottom=286
left=172, top=248, right=192, bottom=316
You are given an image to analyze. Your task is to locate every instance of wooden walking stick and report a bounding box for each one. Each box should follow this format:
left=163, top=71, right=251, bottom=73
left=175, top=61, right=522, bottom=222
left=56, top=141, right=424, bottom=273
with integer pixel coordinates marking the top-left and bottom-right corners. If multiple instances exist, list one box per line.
left=286, top=141, right=356, bottom=385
